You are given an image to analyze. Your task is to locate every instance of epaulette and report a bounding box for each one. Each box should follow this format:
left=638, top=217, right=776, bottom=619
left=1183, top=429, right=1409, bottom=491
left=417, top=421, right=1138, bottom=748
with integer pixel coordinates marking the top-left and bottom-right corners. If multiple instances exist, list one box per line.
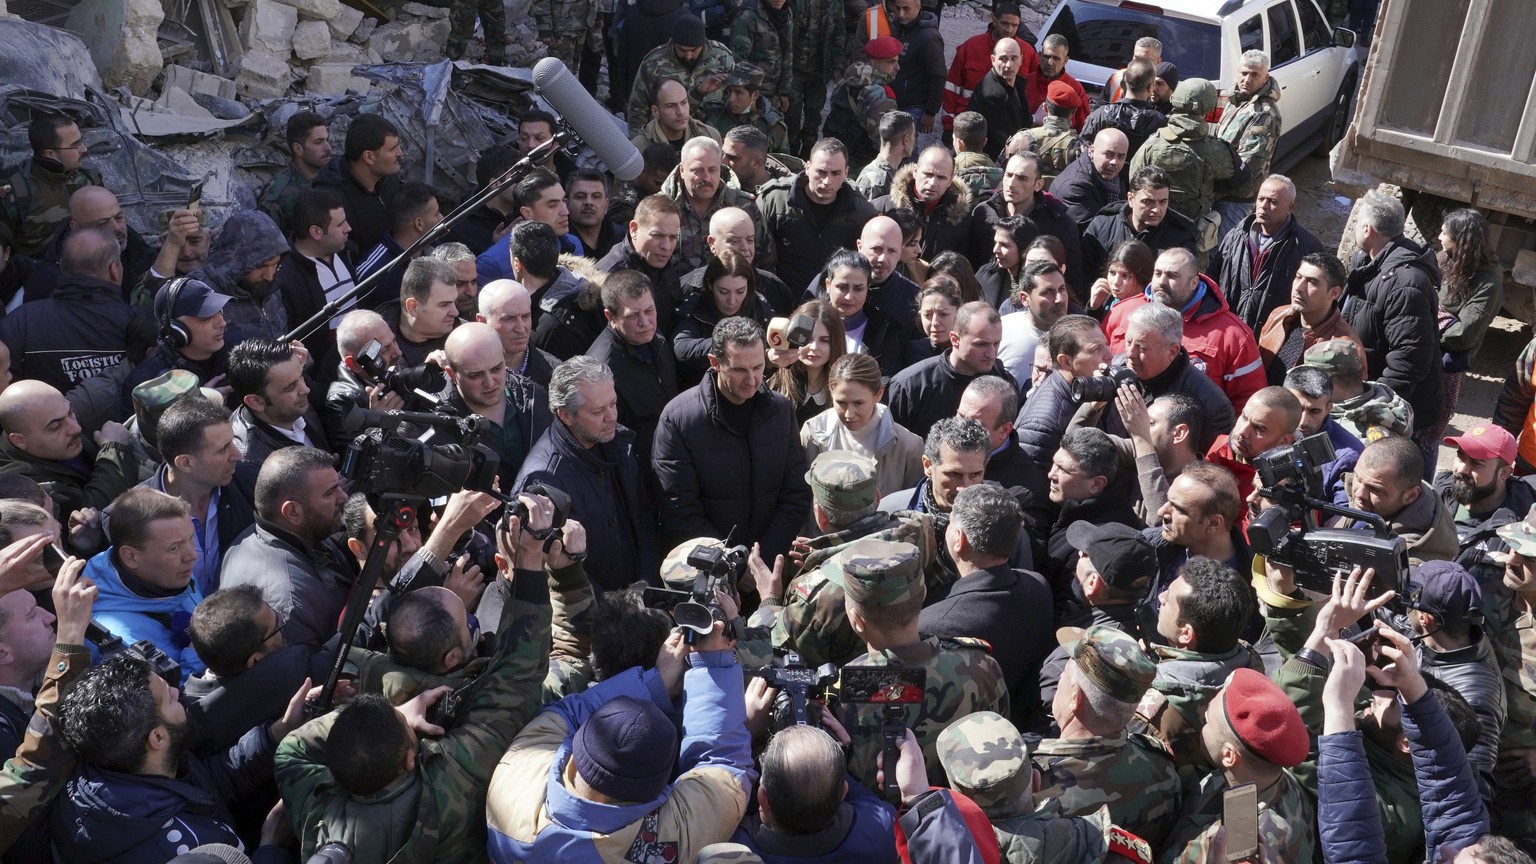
left=1128, top=730, right=1174, bottom=761
left=938, top=635, right=993, bottom=654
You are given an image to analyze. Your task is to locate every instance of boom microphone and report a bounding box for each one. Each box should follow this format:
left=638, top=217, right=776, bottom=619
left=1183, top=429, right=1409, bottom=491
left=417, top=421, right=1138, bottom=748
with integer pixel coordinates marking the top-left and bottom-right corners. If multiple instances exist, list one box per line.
left=533, top=57, right=645, bottom=181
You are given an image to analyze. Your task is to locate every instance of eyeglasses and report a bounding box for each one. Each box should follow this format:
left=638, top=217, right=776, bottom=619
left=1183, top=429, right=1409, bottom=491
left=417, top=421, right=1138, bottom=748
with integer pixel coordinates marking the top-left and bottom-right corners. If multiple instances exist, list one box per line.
left=52, top=140, right=87, bottom=152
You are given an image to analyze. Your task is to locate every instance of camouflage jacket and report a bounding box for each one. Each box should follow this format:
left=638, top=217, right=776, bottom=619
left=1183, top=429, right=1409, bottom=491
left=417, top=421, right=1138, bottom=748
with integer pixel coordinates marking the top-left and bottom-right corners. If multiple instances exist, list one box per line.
left=790, top=0, right=847, bottom=82
left=1127, top=114, right=1239, bottom=221
left=1216, top=77, right=1282, bottom=201
left=825, top=61, right=897, bottom=157
left=256, top=165, right=313, bottom=237
left=1495, top=606, right=1536, bottom=752
left=0, top=159, right=103, bottom=258
left=834, top=634, right=1008, bottom=790
left=704, top=98, right=790, bottom=152
left=992, top=801, right=1112, bottom=864
left=659, top=164, right=765, bottom=272
left=955, top=150, right=1003, bottom=202
left=1158, top=769, right=1315, bottom=864
left=1134, top=642, right=1264, bottom=770
left=1027, top=116, right=1077, bottom=179
left=276, top=573, right=553, bottom=863
left=542, top=562, right=596, bottom=701
left=855, top=158, right=902, bottom=201
left=730, top=0, right=794, bottom=99
left=773, top=510, right=947, bottom=667
left=628, top=41, right=738, bottom=129
left=531, top=0, right=599, bottom=37
left=1032, top=730, right=1181, bottom=850
left=0, top=644, right=90, bottom=850
left=1332, top=381, right=1415, bottom=441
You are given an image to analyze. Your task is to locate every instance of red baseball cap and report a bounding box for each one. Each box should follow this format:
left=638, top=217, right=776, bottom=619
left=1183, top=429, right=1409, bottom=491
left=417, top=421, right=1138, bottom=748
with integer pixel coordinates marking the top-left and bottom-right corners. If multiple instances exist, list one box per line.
left=1445, top=424, right=1517, bottom=464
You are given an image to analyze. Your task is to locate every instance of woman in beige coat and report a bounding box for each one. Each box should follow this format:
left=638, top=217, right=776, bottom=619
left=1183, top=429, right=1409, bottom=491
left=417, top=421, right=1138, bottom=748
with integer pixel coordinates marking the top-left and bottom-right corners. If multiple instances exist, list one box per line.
left=800, top=353, right=925, bottom=504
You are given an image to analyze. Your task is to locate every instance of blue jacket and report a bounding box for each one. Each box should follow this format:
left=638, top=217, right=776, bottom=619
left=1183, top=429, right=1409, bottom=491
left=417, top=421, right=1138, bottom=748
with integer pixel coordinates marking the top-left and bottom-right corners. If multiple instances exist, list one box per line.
left=85, top=548, right=206, bottom=680
left=1403, top=687, right=1488, bottom=856
left=1319, top=416, right=1364, bottom=500
left=730, top=778, right=897, bottom=863
left=486, top=654, right=755, bottom=863
left=1317, top=731, right=1386, bottom=864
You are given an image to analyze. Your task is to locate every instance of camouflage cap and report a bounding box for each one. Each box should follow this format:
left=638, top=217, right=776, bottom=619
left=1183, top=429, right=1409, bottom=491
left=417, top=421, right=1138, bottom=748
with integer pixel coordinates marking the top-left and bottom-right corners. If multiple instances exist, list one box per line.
left=806, top=450, right=879, bottom=512
left=1058, top=624, right=1156, bottom=704
left=1169, top=78, right=1218, bottom=115
left=936, top=711, right=1033, bottom=819
left=1302, top=339, right=1364, bottom=376
left=822, top=538, right=923, bottom=608
left=1497, top=508, right=1536, bottom=558
left=660, top=537, right=724, bottom=589
left=724, top=63, right=764, bottom=91
left=858, top=83, right=898, bottom=120
left=694, top=844, right=765, bottom=864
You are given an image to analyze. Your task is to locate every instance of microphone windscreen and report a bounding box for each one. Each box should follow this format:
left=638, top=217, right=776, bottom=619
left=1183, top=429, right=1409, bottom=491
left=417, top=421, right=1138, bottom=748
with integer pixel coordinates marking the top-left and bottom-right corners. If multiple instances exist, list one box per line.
left=532, top=57, right=645, bottom=181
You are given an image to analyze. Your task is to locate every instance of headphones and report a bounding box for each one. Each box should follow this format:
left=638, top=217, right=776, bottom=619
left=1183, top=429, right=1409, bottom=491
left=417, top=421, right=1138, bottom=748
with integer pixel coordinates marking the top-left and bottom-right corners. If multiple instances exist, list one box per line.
left=158, top=277, right=193, bottom=350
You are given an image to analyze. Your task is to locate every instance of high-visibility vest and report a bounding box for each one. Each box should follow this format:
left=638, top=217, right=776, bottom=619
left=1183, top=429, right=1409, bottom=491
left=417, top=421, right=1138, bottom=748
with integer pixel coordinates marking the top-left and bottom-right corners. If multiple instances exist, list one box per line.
left=864, top=3, right=891, bottom=40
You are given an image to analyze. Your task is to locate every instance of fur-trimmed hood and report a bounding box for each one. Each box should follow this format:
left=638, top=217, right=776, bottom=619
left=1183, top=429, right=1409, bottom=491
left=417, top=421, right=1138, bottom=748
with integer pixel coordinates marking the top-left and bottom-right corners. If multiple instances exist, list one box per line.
left=888, top=161, right=973, bottom=226
left=558, top=252, right=607, bottom=313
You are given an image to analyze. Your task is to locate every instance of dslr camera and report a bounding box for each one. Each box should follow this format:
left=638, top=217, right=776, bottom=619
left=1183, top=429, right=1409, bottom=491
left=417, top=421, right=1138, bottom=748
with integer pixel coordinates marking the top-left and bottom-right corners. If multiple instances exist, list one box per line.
left=355, top=338, right=405, bottom=397
left=1246, top=432, right=1408, bottom=601
left=1070, top=363, right=1139, bottom=403
left=754, top=651, right=838, bottom=729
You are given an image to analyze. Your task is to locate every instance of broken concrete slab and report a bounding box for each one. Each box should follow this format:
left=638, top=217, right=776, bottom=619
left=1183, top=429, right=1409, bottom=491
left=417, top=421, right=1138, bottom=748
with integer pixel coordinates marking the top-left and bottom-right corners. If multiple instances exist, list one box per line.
left=164, top=64, right=238, bottom=102
left=349, top=15, right=378, bottom=43
left=238, top=0, right=298, bottom=54
left=400, top=2, right=448, bottom=17
left=305, top=63, right=371, bottom=94
left=292, top=19, right=330, bottom=60
left=307, top=39, right=369, bottom=65
left=327, top=4, right=364, bottom=40
left=234, top=48, right=293, bottom=99
left=154, top=84, right=215, bottom=119
left=66, top=0, right=164, bottom=95
left=270, top=0, right=342, bottom=22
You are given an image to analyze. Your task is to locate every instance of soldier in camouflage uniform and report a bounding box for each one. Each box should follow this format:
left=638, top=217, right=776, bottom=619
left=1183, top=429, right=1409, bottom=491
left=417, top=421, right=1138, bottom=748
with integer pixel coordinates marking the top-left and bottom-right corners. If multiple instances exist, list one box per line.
left=1215, top=51, right=1282, bottom=217
left=704, top=65, right=792, bottom=153
left=533, top=0, right=601, bottom=83
left=828, top=538, right=1008, bottom=790
left=1128, top=78, right=1242, bottom=250
left=257, top=111, right=330, bottom=237
left=730, top=0, right=793, bottom=110
left=628, top=16, right=738, bottom=130
left=953, top=111, right=1004, bottom=201
left=1158, top=668, right=1315, bottom=864
left=1033, top=625, right=1180, bottom=851
left=822, top=37, right=902, bottom=167
left=1491, top=512, right=1536, bottom=848
left=1304, top=338, right=1416, bottom=441
left=787, top=0, right=848, bottom=153
left=0, top=114, right=102, bottom=258
left=447, top=0, right=507, bottom=64
left=1026, top=81, right=1080, bottom=184
left=773, top=451, right=949, bottom=667
left=659, top=137, right=767, bottom=272
left=937, top=711, right=1131, bottom=863
left=656, top=536, right=779, bottom=672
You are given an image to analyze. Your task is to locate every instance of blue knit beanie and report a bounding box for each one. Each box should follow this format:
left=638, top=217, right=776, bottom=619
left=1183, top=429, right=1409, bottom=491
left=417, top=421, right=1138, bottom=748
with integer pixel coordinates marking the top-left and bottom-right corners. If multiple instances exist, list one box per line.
left=572, top=696, right=678, bottom=802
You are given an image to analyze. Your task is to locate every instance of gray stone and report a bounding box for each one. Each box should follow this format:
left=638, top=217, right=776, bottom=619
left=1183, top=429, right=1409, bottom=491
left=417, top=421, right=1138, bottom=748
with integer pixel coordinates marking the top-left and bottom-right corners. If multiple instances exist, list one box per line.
left=308, top=40, right=368, bottom=65
left=327, top=4, right=363, bottom=39
left=66, top=0, right=163, bottom=95
left=270, top=0, right=341, bottom=22
left=234, top=48, right=293, bottom=99
left=305, top=62, right=370, bottom=94
left=400, top=1, right=448, bottom=17
left=238, top=0, right=297, bottom=54
left=164, top=64, right=238, bottom=102
left=366, top=17, right=445, bottom=62
left=348, top=14, right=378, bottom=43
left=292, top=19, right=331, bottom=59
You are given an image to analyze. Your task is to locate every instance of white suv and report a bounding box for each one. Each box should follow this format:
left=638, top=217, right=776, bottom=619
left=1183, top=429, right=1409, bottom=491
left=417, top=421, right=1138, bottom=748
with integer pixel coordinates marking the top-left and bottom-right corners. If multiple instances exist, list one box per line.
left=1038, top=0, right=1361, bottom=168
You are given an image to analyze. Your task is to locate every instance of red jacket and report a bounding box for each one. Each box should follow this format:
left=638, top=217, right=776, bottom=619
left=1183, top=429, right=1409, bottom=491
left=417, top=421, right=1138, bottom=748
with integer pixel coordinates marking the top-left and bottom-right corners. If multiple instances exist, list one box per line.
left=942, top=33, right=1039, bottom=130
left=1025, top=71, right=1089, bottom=130
left=1206, top=435, right=1257, bottom=528
left=1106, top=277, right=1264, bottom=412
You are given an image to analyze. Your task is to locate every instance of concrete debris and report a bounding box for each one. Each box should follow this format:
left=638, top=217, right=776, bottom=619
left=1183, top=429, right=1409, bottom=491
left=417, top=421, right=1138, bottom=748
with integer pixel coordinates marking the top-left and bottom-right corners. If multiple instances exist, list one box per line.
left=270, top=0, right=343, bottom=22
left=238, top=0, right=298, bottom=55
left=163, top=64, right=238, bottom=103
left=305, top=63, right=371, bottom=94
left=400, top=2, right=449, bottom=18
left=233, top=48, right=293, bottom=100
left=327, top=4, right=365, bottom=41
left=350, top=14, right=378, bottom=43
left=292, top=19, right=331, bottom=60
left=66, top=0, right=164, bottom=95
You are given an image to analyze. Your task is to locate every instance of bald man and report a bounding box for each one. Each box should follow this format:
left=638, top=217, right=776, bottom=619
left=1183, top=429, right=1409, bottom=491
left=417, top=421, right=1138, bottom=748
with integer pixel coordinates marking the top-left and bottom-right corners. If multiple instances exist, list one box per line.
left=679, top=207, right=795, bottom=314
left=856, top=215, right=921, bottom=342
left=0, top=225, right=132, bottom=395
left=477, top=279, right=559, bottom=386
left=1050, top=127, right=1129, bottom=229
left=0, top=379, right=138, bottom=517
left=24, top=186, right=158, bottom=303
left=874, top=146, right=975, bottom=263
left=440, top=322, right=551, bottom=487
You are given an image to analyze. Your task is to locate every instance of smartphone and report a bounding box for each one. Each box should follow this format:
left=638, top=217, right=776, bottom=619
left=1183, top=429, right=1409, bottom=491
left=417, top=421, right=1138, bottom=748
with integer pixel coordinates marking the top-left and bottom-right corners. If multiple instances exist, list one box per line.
left=42, top=542, right=66, bottom=577
left=1347, top=626, right=1386, bottom=666
left=1221, top=782, right=1259, bottom=861
left=186, top=179, right=204, bottom=209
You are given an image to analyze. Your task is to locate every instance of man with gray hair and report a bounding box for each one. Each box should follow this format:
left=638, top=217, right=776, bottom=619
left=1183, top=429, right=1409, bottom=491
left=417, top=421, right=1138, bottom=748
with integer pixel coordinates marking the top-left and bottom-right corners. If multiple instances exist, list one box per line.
left=515, top=356, right=656, bottom=593
left=1071, top=301, right=1235, bottom=449
left=1215, top=49, right=1283, bottom=237
left=324, top=309, right=405, bottom=449
left=920, top=481, right=1053, bottom=727
left=661, top=136, right=766, bottom=272
left=426, top=241, right=479, bottom=320
left=1147, top=246, right=1264, bottom=412
left=1211, top=175, right=1325, bottom=332
left=477, top=279, right=558, bottom=386
left=1341, top=188, right=1442, bottom=458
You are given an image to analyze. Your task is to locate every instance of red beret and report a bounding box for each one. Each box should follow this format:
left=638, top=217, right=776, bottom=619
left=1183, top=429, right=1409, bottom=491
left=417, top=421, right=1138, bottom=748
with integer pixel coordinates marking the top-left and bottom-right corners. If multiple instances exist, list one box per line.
left=1224, top=668, right=1309, bottom=768
left=867, top=37, right=903, bottom=60
left=1046, top=79, right=1079, bottom=109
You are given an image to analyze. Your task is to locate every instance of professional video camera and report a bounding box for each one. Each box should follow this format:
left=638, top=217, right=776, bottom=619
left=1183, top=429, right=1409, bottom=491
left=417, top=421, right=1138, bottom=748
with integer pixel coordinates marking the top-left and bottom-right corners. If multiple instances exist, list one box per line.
left=1070, top=363, right=1139, bottom=403
left=87, top=621, right=180, bottom=689
left=755, top=651, right=838, bottom=729
left=339, top=405, right=501, bottom=499
left=644, top=538, right=750, bottom=644
left=839, top=665, right=926, bottom=804
left=1246, top=432, right=1408, bottom=601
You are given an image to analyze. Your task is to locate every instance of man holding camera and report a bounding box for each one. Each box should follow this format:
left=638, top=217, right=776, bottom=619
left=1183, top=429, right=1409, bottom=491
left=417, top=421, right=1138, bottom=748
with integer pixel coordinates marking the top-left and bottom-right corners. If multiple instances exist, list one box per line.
left=325, top=309, right=406, bottom=448
left=1205, top=385, right=1301, bottom=524
left=831, top=538, right=1007, bottom=790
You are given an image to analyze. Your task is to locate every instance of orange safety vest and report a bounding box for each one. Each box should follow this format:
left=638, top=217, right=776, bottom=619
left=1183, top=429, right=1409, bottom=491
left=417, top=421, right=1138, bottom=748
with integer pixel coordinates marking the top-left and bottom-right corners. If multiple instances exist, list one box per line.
left=863, top=3, right=891, bottom=40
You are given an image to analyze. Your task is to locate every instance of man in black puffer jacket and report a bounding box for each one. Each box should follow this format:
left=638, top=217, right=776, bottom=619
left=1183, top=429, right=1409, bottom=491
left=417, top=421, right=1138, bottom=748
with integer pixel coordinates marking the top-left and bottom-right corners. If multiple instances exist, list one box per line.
left=758, top=140, right=877, bottom=299
left=1049, top=130, right=1127, bottom=230
left=1340, top=190, right=1442, bottom=446
left=1209, top=175, right=1323, bottom=333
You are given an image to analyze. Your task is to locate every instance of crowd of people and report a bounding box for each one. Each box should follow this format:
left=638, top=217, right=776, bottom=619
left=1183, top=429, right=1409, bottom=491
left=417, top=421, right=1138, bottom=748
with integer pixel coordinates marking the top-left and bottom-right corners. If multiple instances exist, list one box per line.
left=0, top=0, right=1528, bottom=862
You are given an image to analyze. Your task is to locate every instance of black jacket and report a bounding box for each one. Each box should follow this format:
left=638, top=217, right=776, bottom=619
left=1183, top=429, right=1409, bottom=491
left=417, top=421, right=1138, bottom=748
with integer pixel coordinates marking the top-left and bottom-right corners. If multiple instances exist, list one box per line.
left=1210, top=214, right=1324, bottom=333
left=1342, top=236, right=1444, bottom=425
left=1034, top=493, right=1144, bottom=620
left=671, top=289, right=773, bottom=386
left=586, top=327, right=679, bottom=464
left=231, top=403, right=331, bottom=465
left=803, top=270, right=923, bottom=347
left=974, top=260, right=1018, bottom=310
left=985, top=430, right=1046, bottom=498
left=918, top=563, right=1054, bottom=726
left=969, top=70, right=1030, bottom=159
left=184, top=643, right=334, bottom=757
left=1089, top=349, right=1236, bottom=451
left=652, top=374, right=811, bottom=561
left=323, top=366, right=369, bottom=452
left=681, top=263, right=796, bottom=317
left=973, top=191, right=1086, bottom=297
left=530, top=266, right=606, bottom=361
left=0, top=436, right=137, bottom=518
left=123, top=346, right=229, bottom=409
left=447, top=203, right=510, bottom=256
left=23, top=223, right=157, bottom=304
left=875, top=163, right=975, bottom=266
left=889, top=11, right=945, bottom=116
left=0, top=273, right=130, bottom=393
left=272, top=245, right=357, bottom=362
left=312, top=156, right=400, bottom=257
left=1078, top=98, right=1167, bottom=160
left=1049, top=150, right=1125, bottom=230
left=514, top=419, right=658, bottom=594
left=596, top=235, right=686, bottom=333
left=758, top=173, right=877, bottom=300
left=433, top=374, right=552, bottom=490
left=1015, top=370, right=1076, bottom=464
left=1082, top=201, right=1200, bottom=288
left=887, top=352, right=1019, bottom=440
